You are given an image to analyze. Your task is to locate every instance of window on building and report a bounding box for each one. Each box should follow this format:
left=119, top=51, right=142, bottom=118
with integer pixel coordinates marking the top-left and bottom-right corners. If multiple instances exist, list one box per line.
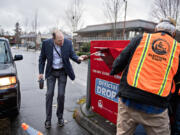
left=129, top=31, right=135, bottom=39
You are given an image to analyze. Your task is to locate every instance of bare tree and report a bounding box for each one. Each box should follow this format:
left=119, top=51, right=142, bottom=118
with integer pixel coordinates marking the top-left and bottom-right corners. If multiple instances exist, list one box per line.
left=103, top=0, right=124, bottom=39
left=31, top=10, right=39, bottom=50
left=0, top=28, right=5, bottom=36
left=14, top=22, right=22, bottom=48
left=5, top=31, right=10, bottom=36
left=31, top=10, right=39, bottom=34
left=23, top=18, right=29, bottom=34
left=65, top=0, right=84, bottom=35
left=150, top=0, right=180, bottom=25
left=22, top=18, right=30, bottom=51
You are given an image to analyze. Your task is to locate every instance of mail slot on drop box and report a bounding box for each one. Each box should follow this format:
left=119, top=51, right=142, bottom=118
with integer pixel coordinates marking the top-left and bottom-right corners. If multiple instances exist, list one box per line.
left=90, top=40, right=130, bottom=124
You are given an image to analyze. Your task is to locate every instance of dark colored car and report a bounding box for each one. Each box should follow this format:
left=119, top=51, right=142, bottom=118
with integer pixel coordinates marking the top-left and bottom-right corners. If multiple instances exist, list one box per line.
left=0, top=37, right=23, bottom=117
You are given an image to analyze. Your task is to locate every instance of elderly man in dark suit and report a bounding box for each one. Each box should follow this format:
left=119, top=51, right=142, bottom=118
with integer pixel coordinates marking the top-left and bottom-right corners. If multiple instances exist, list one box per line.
left=38, top=30, right=87, bottom=129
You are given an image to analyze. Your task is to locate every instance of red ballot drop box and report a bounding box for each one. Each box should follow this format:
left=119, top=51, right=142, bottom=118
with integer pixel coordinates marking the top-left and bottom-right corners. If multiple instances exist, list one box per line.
left=90, top=40, right=130, bottom=124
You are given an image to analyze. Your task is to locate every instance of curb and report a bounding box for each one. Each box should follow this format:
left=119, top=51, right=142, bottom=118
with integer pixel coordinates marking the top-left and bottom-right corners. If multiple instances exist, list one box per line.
left=74, top=103, right=116, bottom=135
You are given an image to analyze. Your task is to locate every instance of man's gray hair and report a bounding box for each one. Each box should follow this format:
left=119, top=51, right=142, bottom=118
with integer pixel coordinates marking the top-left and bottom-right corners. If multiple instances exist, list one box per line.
left=155, top=18, right=176, bottom=35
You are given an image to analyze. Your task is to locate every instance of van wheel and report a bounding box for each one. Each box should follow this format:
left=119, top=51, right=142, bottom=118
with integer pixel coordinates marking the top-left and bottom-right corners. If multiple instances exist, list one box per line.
left=11, top=90, right=21, bottom=117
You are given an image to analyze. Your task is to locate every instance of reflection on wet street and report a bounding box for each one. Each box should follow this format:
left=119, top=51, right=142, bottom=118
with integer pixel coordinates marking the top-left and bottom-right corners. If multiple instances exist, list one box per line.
left=0, top=48, right=89, bottom=135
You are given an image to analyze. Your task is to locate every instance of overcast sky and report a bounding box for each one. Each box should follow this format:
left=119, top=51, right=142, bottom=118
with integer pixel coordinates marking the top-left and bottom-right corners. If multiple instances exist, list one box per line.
left=0, top=0, right=154, bottom=34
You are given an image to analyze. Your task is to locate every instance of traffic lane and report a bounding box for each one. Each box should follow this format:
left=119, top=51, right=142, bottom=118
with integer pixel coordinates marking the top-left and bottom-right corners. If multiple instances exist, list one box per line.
left=11, top=81, right=90, bottom=135
left=0, top=118, right=11, bottom=135
left=10, top=48, right=90, bottom=135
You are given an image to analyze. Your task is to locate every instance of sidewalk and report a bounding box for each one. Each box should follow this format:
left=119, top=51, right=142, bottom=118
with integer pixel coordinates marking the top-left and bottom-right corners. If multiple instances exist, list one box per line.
left=11, top=46, right=41, bottom=53
left=74, top=102, right=147, bottom=135
left=74, top=103, right=116, bottom=135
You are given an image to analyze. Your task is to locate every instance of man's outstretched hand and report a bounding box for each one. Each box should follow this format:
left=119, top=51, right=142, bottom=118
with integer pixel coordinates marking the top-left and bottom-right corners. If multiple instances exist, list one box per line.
left=78, top=55, right=89, bottom=61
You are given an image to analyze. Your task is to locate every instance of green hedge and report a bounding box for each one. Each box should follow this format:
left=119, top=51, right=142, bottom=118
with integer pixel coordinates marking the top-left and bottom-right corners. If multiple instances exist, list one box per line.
left=76, top=42, right=90, bottom=56
left=80, top=42, right=90, bottom=52
left=76, top=51, right=90, bottom=56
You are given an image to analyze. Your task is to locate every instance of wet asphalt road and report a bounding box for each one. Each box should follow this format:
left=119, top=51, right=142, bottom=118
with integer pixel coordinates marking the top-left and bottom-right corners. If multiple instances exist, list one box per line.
left=3, top=48, right=90, bottom=135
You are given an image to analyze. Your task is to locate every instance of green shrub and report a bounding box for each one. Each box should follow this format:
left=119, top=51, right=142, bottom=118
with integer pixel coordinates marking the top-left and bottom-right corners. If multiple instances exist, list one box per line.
left=80, top=42, right=90, bottom=52
left=76, top=51, right=90, bottom=56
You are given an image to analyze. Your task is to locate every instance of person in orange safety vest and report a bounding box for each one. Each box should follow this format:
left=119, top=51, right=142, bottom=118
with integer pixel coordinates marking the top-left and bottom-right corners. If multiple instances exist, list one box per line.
left=110, top=17, right=180, bottom=135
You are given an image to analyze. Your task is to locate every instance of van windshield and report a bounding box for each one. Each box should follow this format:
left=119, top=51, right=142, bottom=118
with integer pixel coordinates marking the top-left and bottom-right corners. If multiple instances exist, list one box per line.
left=0, top=41, right=11, bottom=63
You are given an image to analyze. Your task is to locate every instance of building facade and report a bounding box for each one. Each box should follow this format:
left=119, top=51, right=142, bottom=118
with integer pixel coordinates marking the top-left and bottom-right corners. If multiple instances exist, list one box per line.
left=74, top=19, right=180, bottom=51
left=20, top=31, right=72, bottom=50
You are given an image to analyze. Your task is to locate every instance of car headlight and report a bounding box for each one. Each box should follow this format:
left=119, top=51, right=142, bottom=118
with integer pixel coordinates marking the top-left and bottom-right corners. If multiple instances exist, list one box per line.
left=0, top=76, right=17, bottom=87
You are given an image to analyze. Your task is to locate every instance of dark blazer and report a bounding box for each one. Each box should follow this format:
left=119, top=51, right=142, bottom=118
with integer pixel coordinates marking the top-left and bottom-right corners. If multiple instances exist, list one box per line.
left=39, top=38, right=80, bottom=80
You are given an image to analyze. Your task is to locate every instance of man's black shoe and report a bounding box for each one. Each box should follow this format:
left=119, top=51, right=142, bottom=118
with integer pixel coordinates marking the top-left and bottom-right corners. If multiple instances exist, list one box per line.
left=45, top=121, right=51, bottom=129
left=58, top=118, right=64, bottom=127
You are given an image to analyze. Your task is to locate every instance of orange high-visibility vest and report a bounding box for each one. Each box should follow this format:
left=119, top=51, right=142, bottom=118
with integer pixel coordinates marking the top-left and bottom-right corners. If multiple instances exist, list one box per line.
left=127, top=33, right=180, bottom=97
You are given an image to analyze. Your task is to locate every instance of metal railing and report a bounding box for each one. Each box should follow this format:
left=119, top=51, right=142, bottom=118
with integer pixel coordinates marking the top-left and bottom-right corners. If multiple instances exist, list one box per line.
left=75, top=36, right=125, bottom=42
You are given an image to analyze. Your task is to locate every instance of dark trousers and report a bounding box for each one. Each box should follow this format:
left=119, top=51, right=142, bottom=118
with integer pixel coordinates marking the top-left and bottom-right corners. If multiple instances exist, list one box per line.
left=174, top=97, right=180, bottom=135
left=46, top=70, right=67, bottom=121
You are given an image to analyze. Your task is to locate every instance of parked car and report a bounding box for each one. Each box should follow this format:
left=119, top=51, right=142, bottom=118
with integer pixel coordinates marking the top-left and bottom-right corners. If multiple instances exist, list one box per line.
left=0, top=37, right=23, bottom=117
left=27, top=42, right=36, bottom=49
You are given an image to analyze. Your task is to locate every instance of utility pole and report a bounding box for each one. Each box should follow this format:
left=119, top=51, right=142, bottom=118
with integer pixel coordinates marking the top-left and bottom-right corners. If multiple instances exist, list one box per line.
left=73, top=0, right=77, bottom=34
left=122, top=0, right=127, bottom=40
left=72, top=0, right=77, bottom=50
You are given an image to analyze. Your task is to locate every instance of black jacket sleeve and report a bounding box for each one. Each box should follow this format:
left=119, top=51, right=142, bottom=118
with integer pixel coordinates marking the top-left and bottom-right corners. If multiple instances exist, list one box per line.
left=110, top=35, right=143, bottom=75
left=174, top=56, right=180, bottom=88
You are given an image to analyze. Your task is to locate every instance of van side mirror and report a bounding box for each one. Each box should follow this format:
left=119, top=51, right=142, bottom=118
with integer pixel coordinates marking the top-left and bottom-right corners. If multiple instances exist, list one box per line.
left=14, top=55, right=23, bottom=61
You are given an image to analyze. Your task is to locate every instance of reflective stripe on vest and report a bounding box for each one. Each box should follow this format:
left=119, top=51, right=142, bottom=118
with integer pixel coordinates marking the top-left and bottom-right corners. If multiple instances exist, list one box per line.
left=133, top=34, right=152, bottom=87
left=127, top=33, right=179, bottom=97
left=158, top=40, right=177, bottom=96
